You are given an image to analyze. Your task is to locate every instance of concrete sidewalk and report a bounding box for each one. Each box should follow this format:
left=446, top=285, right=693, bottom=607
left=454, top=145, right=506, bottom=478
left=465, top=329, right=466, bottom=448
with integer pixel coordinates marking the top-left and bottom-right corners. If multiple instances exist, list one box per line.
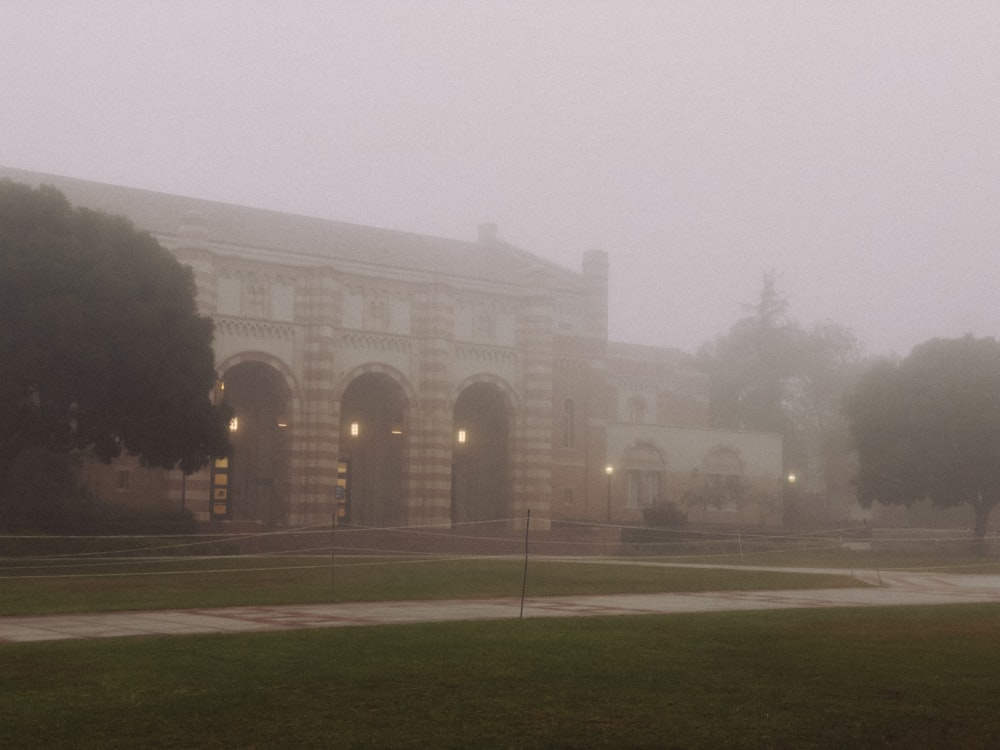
left=3, top=569, right=999, bottom=644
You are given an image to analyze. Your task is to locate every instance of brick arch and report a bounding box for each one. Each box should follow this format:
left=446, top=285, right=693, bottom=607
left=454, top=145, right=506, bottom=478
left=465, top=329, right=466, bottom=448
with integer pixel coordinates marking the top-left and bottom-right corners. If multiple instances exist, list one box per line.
left=450, top=373, right=521, bottom=415
left=622, top=440, right=667, bottom=469
left=703, top=444, right=745, bottom=474
left=450, top=374, right=520, bottom=525
left=214, top=351, right=301, bottom=524
left=334, top=363, right=415, bottom=528
left=334, top=363, right=418, bottom=406
left=216, top=351, right=302, bottom=419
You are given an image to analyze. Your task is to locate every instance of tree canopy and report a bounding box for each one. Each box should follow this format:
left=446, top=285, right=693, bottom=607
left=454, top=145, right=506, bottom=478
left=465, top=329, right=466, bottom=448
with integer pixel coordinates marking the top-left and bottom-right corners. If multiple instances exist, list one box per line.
left=0, top=180, right=230, bottom=513
left=698, top=273, right=865, bottom=523
left=845, top=335, right=1000, bottom=538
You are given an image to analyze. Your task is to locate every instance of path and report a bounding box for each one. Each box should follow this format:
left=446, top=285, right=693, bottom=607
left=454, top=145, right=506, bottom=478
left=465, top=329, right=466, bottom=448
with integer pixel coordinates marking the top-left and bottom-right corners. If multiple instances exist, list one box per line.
left=3, top=568, right=999, bottom=644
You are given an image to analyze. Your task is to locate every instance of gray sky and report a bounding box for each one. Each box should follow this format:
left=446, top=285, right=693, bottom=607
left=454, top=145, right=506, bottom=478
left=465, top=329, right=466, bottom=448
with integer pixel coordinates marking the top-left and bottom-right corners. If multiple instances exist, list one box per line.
left=2, top=1, right=998, bottom=355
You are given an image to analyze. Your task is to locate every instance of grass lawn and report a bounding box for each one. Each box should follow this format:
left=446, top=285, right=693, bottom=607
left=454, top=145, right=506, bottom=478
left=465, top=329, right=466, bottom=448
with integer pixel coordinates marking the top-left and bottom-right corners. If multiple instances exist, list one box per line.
left=0, top=556, right=864, bottom=615
left=2, top=603, right=1000, bottom=749
left=649, top=545, right=1000, bottom=574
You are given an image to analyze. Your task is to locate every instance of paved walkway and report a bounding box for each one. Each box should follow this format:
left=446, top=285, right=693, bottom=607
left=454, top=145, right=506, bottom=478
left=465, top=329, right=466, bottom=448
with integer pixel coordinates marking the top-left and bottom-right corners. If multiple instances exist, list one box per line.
left=3, top=568, right=1000, bottom=644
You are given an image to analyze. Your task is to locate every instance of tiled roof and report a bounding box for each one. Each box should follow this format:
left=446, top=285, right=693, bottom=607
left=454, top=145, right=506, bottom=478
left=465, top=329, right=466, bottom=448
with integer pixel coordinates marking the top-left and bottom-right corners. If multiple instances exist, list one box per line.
left=607, top=340, right=694, bottom=366
left=0, top=166, right=579, bottom=288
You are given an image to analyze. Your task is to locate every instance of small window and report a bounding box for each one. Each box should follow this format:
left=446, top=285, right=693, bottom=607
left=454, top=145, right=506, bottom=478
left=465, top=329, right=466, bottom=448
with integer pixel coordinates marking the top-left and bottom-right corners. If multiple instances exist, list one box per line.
left=115, top=470, right=130, bottom=491
left=626, top=470, right=660, bottom=508
left=627, top=396, right=647, bottom=424
left=563, top=399, right=575, bottom=449
left=246, top=284, right=268, bottom=318
left=706, top=473, right=742, bottom=510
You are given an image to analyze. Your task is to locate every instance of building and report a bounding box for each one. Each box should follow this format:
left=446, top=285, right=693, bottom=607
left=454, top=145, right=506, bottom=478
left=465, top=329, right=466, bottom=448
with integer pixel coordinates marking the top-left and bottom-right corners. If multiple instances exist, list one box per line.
left=1, top=166, right=783, bottom=530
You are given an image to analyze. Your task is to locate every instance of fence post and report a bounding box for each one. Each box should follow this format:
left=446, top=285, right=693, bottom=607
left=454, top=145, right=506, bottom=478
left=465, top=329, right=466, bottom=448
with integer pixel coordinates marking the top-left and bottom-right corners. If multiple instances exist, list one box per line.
left=519, top=510, right=531, bottom=619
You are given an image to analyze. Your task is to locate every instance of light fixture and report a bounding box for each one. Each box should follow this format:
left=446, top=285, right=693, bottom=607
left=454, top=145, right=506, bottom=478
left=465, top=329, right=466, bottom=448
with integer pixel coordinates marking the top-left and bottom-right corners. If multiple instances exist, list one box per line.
left=605, top=465, right=614, bottom=522
left=228, top=416, right=238, bottom=432
left=350, top=422, right=359, bottom=437
left=457, top=428, right=467, bottom=444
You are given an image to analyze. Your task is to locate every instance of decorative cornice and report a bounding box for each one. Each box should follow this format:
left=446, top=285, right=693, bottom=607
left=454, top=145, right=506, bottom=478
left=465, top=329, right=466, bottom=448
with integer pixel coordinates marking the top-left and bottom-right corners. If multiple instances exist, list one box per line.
left=218, top=266, right=298, bottom=286
left=454, top=343, right=517, bottom=363
left=554, top=356, right=590, bottom=370
left=342, top=332, right=412, bottom=353
left=617, top=377, right=659, bottom=393
left=214, top=316, right=295, bottom=340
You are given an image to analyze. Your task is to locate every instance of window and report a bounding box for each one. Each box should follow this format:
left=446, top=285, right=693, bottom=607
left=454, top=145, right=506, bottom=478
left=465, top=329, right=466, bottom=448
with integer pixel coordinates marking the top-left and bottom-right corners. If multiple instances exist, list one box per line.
left=706, top=473, right=742, bottom=510
left=115, top=470, right=130, bottom=491
left=626, top=470, right=660, bottom=508
left=563, top=487, right=574, bottom=508
left=702, top=447, right=743, bottom=510
left=367, top=297, right=388, bottom=329
left=245, top=279, right=268, bottom=317
left=563, top=399, right=575, bottom=449
left=473, top=304, right=496, bottom=340
left=622, top=441, right=665, bottom=509
left=627, top=395, right=647, bottom=424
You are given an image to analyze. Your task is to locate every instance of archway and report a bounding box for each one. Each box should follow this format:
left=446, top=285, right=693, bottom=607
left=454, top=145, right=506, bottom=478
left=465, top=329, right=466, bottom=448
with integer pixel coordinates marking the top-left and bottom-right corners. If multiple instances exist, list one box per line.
left=338, top=373, right=408, bottom=527
left=221, top=361, right=292, bottom=523
left=452, top=382, right=510, bottom=525
left=621, top=441, right=665, bottom=510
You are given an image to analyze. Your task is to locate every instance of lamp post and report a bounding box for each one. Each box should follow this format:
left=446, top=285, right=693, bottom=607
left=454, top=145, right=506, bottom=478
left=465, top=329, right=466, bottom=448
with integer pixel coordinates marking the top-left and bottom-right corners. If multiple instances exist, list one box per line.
left=605, top=465, right=614, bottom=522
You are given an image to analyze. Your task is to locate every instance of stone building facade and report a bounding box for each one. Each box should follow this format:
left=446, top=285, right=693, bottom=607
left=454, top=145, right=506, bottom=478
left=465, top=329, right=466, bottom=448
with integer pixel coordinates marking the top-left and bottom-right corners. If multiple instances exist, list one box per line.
left=3, top=167, right=783, bottom=530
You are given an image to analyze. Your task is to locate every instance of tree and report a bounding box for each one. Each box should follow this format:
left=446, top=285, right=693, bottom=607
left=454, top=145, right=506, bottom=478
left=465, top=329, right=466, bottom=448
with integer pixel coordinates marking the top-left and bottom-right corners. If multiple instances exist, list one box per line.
left=0, top=180, right=230, bottom=522
left=698, top=272, right=798, bottom=434
left=845, top=336, right=1000, bottom=541
left=698, top=273, right=865, bottom=523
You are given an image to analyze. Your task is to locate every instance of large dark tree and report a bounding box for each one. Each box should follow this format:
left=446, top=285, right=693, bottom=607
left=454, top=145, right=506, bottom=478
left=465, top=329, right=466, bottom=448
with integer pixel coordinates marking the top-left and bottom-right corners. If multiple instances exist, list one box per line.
left=0, top=180, right=230, bottom=518
left=846, top=336, right=1000, bottom=541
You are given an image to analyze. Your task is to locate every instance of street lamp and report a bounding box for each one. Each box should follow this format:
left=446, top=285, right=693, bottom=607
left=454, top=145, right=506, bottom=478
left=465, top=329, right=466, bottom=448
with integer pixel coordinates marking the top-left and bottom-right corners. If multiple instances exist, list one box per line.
left=605, top=465, right=614, bottom=522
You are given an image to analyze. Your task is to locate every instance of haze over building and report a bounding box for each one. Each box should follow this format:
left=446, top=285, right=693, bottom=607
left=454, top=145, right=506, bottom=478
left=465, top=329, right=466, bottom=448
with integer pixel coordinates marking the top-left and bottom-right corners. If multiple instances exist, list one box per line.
left=3, top=3, right=998, bottom=357
left=2, top=166, right=784, bottom=528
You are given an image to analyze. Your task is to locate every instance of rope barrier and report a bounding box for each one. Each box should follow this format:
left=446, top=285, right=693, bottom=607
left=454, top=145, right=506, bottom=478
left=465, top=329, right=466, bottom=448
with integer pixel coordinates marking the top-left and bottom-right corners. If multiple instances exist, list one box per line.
left=2, top=516, right=998, bottom=584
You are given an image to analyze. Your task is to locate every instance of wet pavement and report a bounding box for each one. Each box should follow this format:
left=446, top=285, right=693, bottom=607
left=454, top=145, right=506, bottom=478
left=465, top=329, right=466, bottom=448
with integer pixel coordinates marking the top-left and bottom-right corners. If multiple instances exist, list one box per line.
left=3, top=567, right=999, bottom=644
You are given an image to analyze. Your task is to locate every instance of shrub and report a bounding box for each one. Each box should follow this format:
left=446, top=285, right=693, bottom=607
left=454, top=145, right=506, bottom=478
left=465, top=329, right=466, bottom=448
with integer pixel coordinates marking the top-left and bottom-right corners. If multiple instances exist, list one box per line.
left=642, top=501, right=687, bottom=528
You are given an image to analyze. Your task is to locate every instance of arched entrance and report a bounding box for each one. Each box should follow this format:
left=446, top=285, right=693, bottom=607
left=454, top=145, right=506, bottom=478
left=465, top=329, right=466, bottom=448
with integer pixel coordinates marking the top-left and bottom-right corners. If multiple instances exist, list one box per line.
left=221, top=361, right=292, bottom=523
left=338, top=373, right=408, bottom=527
left=621, top=441, right=665, bottom=511
left=452, top=382, right=510, bottom=525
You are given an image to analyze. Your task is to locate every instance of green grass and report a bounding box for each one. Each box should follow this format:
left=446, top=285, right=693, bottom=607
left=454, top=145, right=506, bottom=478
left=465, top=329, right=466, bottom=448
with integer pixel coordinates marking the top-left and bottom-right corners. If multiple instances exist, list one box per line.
left=3, top=604, right=1000, bottom=749
left=645, top=544, right=1000, bottom=574
left=0, top=556, right=864, bottom=615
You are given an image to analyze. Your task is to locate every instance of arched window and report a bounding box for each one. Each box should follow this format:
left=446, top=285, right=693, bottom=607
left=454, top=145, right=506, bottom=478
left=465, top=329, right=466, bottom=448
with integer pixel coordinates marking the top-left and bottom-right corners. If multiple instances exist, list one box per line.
left=702, top=447, right=744, bottom=510
left=622, top=441, right=664, bottom=509
left=627, top=395, right=647, bottom=424
left=563, top=399, right=575, bottom=448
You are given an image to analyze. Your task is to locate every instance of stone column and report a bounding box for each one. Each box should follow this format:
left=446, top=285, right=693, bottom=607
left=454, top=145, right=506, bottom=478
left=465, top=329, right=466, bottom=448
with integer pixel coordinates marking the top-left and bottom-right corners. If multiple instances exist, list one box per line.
left=409, top=283, right=455, bottom=526
left=514, top=293, right=554, bottom=530
left=289, top=268, right=339, bottom=526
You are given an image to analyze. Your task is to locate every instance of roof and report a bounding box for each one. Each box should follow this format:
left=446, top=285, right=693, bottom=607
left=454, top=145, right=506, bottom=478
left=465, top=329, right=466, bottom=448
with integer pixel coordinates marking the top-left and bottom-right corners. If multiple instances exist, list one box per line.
left=607, top=340, right=696, bottom=367
left=0, top=166, right=580, bottom=289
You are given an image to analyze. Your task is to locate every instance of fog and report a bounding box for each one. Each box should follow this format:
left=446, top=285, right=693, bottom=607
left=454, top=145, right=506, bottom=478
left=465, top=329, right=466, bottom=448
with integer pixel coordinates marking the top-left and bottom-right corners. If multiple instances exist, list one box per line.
left=2, top=1, right=998, bottom=355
